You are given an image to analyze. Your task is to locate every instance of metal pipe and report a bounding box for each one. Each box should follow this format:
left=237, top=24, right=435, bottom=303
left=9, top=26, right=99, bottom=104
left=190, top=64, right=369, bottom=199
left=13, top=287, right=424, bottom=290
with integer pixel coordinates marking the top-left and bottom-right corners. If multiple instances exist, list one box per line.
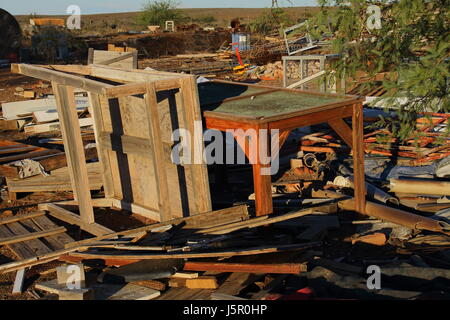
left=389, top=179, right=450, bottom=196
left=339, top=199, right=450, bottom=234
left=334, top=175, right=399, bottom=205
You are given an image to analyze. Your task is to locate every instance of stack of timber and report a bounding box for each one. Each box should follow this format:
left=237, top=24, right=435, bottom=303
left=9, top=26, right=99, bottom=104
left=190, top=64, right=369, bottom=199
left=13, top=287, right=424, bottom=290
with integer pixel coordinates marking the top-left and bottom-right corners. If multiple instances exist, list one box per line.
left=6, top=161, right=103, bottom=201
left=1, top=95, right=92, bottom=134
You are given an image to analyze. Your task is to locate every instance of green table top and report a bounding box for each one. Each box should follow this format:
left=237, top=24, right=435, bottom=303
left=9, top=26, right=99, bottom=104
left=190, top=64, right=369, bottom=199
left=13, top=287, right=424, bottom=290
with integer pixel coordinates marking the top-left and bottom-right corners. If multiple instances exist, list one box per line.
left=199, top=82, right=352, bottom=119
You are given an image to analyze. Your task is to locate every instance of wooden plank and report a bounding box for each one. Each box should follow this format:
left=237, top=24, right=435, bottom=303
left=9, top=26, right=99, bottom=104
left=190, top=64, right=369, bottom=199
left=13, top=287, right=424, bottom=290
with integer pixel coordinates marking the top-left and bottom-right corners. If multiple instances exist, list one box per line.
left=0, top=225, right=36, bottom=259
left=97, top=132, right=153, bottom=156
left=40, top=203, right=113, bottom=237
left=12, top=268, right=26, bottom=294
left=52, top=83, right=94, bottom=224
left=0, top=247, right=86, bottom=274
left=4, top=222, right=53, bottom=256
left=180, top=76, right=212, bottom=214
left=0, top=148, right=97, bottom=179
left=68, top=242, right=320, bottom=260
left=199, top=203, right=335, bottom=235
left=12, top=64, right=111, bottom=94
left=90, top=65, right=182, bottom=84
left=183, top=262, right=307, bottom=274
left=0, top=212, right=45, bottom=226
left=185, top=277, right=219, bottom=289
left=6, top=162, right=103, bottom=193
left=31, top=215, right=74, bottom=248
left=328, top=118, right=353, bottom=148
left=32, top=106, right=87, bottom=123
left=20, top=218, right=66, bottom=252
left=0, top=227, right=66, bottom=246
left=104, top=79, right=182, bottom=98
left=352, top=103, right=366, bottom=214
left=24, top=117, right=93, bottom=134
left=0, top=149, right=60, bottom=164
left=144, top=83, right=171, bottom=221
left=63, top=205, right=249, bottom=248
left=87, top=92, right=114, bottom=198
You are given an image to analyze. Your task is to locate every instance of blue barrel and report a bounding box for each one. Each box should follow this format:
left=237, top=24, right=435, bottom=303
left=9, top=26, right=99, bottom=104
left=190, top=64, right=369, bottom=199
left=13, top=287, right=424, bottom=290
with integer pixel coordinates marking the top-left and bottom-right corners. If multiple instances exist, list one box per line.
left=232, top=33, right=251, bottom=52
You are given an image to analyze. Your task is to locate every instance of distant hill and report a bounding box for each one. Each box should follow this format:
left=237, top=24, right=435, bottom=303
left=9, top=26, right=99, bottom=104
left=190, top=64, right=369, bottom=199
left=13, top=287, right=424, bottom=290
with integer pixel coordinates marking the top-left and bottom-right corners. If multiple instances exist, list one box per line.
left=15, top=7, right=320, bottom=32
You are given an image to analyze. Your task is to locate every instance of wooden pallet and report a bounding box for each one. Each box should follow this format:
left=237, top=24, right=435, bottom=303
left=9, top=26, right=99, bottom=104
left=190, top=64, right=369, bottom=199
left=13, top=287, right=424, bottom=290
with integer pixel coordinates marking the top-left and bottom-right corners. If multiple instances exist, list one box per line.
left=12, top=63, right=212, bottom=235
left=0, top=211, right=74, bottom=260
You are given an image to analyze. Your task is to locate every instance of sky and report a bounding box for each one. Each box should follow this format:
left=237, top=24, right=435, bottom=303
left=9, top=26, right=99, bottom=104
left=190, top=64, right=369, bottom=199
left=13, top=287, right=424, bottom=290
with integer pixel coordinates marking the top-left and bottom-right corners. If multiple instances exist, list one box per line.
left=0, top=0, right=318, bottom=15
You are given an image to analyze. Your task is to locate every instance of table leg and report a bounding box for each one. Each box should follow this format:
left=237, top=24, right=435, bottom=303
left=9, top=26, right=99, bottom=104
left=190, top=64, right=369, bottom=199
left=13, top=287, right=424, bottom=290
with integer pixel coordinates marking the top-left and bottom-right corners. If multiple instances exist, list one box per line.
left=234, top=126, right=273, bottom=216
left=352, top=103, right=366, bottom=214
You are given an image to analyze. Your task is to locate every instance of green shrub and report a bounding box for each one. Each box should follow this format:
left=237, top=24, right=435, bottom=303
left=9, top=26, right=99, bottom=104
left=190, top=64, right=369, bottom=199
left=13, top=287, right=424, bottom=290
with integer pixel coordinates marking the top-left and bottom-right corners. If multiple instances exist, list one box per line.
left=137, top=0, right=184, bottom=27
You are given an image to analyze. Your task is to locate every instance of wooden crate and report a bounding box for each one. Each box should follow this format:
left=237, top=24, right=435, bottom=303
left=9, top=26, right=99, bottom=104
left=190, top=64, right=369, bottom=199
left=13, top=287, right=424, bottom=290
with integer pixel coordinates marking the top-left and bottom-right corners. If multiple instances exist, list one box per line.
left=11, top=64, right=212, bottom=234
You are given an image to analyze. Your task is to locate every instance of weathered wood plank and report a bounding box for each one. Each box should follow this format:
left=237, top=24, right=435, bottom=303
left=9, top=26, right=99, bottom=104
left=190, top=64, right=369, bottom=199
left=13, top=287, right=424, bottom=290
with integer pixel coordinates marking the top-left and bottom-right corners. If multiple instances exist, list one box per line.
left=0, top=212, right=45, bottom=226
left=52, top=83, right=94, bottom=224
left=39, top=203, right=113, bottom=237
left=0, top=227, right=66, bottom=246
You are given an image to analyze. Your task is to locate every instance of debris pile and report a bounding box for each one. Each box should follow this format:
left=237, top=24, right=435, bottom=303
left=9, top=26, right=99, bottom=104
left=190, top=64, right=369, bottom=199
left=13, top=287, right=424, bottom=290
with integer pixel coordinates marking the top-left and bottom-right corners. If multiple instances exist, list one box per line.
left=0, top=19, right=449, bottom=301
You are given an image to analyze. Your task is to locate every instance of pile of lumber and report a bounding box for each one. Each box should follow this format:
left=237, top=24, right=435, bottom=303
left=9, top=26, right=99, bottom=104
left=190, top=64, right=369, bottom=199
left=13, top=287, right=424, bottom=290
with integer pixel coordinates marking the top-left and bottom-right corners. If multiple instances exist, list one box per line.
left=1, top=93, right=93, bottom=134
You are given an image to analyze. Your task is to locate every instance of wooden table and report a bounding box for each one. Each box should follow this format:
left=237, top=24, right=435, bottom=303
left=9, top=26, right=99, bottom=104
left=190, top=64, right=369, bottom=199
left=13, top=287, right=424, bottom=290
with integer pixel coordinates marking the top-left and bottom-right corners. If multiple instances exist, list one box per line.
left=200, top=80, right=366, bottom=216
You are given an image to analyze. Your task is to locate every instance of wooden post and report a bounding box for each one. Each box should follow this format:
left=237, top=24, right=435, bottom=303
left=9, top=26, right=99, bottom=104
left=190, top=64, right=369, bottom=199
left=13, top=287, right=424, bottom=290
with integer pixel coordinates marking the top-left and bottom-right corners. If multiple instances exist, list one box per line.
left=252, top=125, right=273, bottom=216
left=52, top=83, right=95, bottom=224
left=352, top=102, right=366, bottom=214
left=144, top=83, right=171, bottom=221
left=180, top=77, right=212, bottom=214
left=87, top=92, right=114, bottom=198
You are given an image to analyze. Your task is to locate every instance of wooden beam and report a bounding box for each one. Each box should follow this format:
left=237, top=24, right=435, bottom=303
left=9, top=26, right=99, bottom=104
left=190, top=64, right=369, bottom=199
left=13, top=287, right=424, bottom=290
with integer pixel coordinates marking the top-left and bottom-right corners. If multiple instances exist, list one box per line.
left=63, top=205, right=249, bottom=248
left=12, top=64, right=110, bottom=94
left=0, top=227, right=66, bottom=246
left=183, top=262, right=307, bottom=274
left=0, top=212, right=45, bottom=226
left=180, top=76, right=212, bottom=214
left=352, top=103, right=366, bottom=214
left=104, top=79, right=182, bottom=99
left=52, top=83, right=94, bottom=224
left=87, top=92, right=115, bottom=199
left=97, top=132, right=153, bottom=156
left=68, top=242, right=320, bottom=260
left=91, top=65, right=182, bottom=84
left=144, top=83, right=171, bottom=221
left=328, top=118, right=354, bottom=148
left=39, top=203, right=113, bottom=237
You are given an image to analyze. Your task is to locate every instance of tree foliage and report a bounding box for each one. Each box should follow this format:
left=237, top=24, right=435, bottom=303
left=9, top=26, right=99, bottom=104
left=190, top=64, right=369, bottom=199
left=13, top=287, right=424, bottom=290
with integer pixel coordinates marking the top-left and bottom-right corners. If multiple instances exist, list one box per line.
left=312, top=0, right=449, bottom=140
left=250, top=8, right=294, bottom=36
left=137, top=0, right=184, bottom=27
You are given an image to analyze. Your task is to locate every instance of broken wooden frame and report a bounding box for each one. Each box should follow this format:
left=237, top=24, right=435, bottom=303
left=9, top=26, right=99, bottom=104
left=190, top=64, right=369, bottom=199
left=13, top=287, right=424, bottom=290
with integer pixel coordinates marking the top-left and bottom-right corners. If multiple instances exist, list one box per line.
left=12, top=63, right=212, bottom=236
